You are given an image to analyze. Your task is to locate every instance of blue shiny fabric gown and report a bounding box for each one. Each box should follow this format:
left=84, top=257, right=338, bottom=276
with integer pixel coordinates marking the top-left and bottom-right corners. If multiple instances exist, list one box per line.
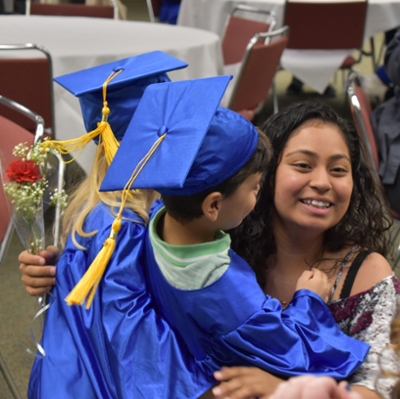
left=28, top=200, right=369, bottom=399
left=28, top=203, right=213, bottom=399
left=143, top=202, right=370, bottom=380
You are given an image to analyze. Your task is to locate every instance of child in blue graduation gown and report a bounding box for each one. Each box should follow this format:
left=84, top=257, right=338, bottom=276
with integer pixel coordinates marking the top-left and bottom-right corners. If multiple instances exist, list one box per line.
left=28, top=52, right=215, bottom=399
left=100, top=76, right=370, bottom=385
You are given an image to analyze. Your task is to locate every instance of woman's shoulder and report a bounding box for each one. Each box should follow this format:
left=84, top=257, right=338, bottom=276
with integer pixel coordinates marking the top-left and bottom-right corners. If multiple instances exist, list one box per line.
left=328, top=273, right=399, bottom=335
left=351, top=251, right=393, bottom=296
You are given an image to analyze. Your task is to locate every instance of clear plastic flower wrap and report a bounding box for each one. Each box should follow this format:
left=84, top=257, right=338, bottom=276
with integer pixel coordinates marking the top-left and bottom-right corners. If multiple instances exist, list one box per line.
left=0, top=141, right=68, bottom=357
left=1, top=142, right=68, bottom=254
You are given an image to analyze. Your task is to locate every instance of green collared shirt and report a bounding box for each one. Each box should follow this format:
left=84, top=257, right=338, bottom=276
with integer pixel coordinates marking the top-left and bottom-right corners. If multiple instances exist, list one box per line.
left=149, top=207, right=231, bottom=290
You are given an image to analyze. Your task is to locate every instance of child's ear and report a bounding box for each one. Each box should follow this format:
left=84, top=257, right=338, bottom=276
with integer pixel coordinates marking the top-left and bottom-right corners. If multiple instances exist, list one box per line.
left=202, top=192, right=223, bottom=222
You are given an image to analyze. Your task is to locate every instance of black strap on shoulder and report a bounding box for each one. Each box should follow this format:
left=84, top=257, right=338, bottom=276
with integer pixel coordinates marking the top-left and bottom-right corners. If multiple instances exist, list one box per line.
left=339, top=250, right=372, bottom=299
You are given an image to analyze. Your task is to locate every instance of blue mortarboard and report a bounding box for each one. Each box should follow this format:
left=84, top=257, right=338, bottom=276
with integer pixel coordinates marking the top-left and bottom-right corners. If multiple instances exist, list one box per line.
left=100, top=75, right=259, bottom=195
left=54, top=51, right=188, bottom=141
left=65, top=75, right=259, bottom=309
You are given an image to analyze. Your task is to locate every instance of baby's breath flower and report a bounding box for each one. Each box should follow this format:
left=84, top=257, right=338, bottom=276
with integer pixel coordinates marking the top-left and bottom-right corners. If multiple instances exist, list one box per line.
left=50, top=189, right=68, bottom=212
left=3, top=141, right=68, bottom=254
left=12, top=142, right=30, bottom=158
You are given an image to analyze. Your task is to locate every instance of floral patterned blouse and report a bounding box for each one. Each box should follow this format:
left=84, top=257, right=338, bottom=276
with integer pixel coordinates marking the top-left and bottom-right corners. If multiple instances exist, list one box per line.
left=328, top=274, right=400, bottom=398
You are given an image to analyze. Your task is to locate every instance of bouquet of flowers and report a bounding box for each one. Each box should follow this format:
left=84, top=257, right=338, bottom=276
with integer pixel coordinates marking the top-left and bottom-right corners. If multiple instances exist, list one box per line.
left=2, top=141, right=68, bottom=255
left=1, top=141, right=68, bottom=356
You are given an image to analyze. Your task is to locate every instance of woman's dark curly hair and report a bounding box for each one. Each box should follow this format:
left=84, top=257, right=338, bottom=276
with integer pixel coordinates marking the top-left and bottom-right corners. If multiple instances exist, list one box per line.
left=230, top=102, right=392, bottom=288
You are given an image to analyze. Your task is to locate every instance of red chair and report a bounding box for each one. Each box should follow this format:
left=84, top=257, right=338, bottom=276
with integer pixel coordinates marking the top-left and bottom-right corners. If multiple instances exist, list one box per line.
left=26, top=0, right=117, bottom=19
left=0, top=43, right=55, bottom=138
left=283, top=0, right=372, bottom=74
left=0, top=95, right=45, bottom=266
left=0, top=94, right=66, bottom=254
left=0, top=96, right=62, bottom=399
left=221, top=5, right=276, bottom=66
left=0, top=97, right=66, bottom=399
left=347, top=72, right=379, bottom=170
left=347, top=73, right=400, bottom=221
left=226, top=26, right=289, bottom=120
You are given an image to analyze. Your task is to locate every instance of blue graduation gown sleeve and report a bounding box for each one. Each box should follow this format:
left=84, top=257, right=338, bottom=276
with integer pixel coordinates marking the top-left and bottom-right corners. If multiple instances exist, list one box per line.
left=28, top=203, right=213, bottom=399
left=143, top=204, right=370, bottom=380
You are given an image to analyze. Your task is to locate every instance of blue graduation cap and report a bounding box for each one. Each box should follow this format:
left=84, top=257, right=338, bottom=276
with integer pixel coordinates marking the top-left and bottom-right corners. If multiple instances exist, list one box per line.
left=65, top=75, right=259, bottom=309
left=100, top=75, right=259, bottom=195
left=41, top=51, right=188, bottom=166
left=54, top=51, right=188, bottom=141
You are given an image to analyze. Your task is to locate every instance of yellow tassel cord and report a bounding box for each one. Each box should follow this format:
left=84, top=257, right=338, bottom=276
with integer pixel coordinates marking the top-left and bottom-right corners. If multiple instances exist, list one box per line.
left=41, top=69, right=123, bottom=166
left=65, top=132, right=167, bottom=308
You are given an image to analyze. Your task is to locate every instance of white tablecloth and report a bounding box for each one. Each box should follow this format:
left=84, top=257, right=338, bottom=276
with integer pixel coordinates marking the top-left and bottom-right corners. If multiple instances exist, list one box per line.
left=0, top=15, right=223, bottom=173
left=178, top=0, right=400, bottom=93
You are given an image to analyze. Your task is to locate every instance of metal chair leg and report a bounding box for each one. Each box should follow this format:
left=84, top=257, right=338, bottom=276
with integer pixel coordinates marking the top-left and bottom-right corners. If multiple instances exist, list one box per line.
left=145, top=0, right=155, bottom=22
left=369, top=37, right=378, bottom=71
left=0, top=351, right=23, bottom=399
left=272, top=80, right=279, bottom=114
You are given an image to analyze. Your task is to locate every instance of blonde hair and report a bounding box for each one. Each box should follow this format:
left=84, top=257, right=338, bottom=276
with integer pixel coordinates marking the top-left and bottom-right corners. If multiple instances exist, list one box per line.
left=60, top=146, right=159, bottom=250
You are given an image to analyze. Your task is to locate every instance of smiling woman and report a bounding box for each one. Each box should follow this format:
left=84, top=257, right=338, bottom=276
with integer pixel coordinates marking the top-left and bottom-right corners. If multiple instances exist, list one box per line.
left=274, top=121, right=354, bottom=236
left=214, top=102, right=400, bottom=399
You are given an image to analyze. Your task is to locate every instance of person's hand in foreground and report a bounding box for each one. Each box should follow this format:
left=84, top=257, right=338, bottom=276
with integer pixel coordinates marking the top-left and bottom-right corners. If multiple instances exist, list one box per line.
left=269, top=376, right=362, bottom=399
left=212, top=366, right=282, bottom=399
left=19, top=246, right=60, bottom=296
left=212, top=369, right=362, bottom=399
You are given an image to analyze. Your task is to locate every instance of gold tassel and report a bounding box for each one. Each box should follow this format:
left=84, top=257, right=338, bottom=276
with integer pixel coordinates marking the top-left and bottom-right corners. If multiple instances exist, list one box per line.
left=65, top=218, right=122, bottom=308
left=41, top=69, right=122, bottom=166
left=65, top=132, right=168, bottom=309
left=98, top=105, right=120, bottom=166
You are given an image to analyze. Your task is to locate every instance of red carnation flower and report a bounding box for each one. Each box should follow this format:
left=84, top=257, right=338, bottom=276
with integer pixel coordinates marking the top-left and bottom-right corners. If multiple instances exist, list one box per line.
left=5, top=160, right=43, bottom=184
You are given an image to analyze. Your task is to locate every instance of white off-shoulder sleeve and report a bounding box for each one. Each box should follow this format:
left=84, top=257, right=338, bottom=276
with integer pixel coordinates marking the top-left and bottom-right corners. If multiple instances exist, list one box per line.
left=344, top=275, right=399, bottom=399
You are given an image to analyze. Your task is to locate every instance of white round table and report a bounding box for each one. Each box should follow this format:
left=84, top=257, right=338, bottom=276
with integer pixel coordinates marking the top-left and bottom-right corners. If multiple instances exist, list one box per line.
left=178, top=0, right=400, bottom=39
left=0, top=15, right=224, bottom=174
left=178, top=0, right=400, bottom=94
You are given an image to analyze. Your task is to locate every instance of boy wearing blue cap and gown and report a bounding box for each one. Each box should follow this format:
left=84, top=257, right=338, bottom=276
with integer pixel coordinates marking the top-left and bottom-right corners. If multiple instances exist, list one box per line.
left=28, top=52, right=215, bottom=399
left=101, top=76, right=369, bottom=383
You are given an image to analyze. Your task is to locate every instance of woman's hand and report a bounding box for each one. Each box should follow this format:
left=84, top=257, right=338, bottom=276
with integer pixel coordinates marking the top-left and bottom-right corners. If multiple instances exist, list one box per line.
left=19, top=245, right=60, bottom=296
left=269, top=376, right=362, bottom=399
left=296, top=268, right=330, bottom=302
left=212, top=367, right=282, bottom=399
